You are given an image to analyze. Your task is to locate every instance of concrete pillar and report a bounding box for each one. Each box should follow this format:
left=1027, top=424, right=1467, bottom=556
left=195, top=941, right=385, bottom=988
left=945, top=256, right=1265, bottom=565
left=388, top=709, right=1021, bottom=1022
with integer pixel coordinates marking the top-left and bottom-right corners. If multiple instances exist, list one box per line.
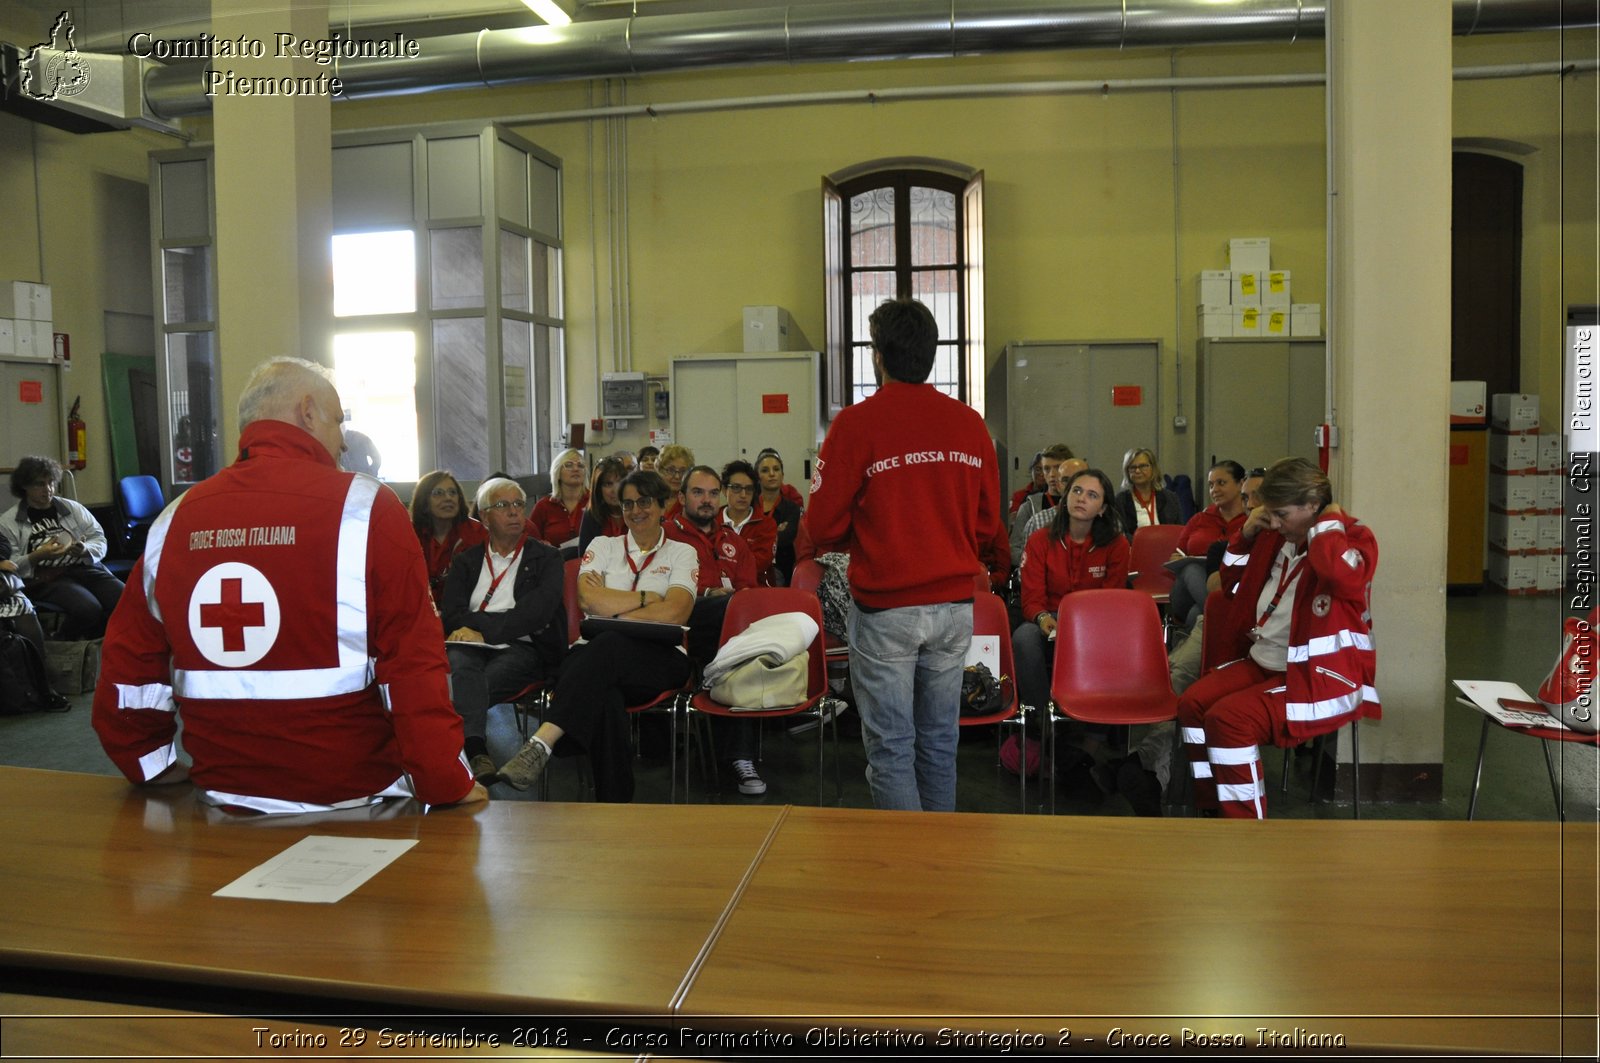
left=211, top=1, right=332, bottom=450
left=1328, top=0, right=1452, bottom=799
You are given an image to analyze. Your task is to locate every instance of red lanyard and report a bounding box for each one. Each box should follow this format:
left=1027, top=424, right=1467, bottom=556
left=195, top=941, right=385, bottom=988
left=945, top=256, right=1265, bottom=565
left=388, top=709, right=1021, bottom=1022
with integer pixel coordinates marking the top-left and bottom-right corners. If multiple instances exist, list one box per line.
left=1256, top=552, right=1307, bottom=628
left=477, top=545, right=522, bottom=611
left=1133, top=488, right=1157, bottom=526
left=625, top=535, right=663, bottom=590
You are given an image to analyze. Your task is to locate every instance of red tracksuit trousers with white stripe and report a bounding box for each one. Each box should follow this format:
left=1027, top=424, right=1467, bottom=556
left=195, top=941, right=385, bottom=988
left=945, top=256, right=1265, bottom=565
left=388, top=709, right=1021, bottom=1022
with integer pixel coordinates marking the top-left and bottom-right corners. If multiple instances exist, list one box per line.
left=1177, top=658, right=1295, bottom=819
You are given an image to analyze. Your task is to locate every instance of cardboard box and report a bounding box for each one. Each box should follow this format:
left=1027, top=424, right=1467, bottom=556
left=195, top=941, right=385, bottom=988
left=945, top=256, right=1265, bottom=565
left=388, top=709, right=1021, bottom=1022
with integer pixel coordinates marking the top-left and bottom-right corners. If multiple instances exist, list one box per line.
left=14, top=319, right=39, bottom=359
left=1450, top=381, right=1487, bottom=426
left=0, top=281, right=49, bottom=321
left=1229, top=237, right=1270, bottom=272
left=1262, top=270, right=1291, bottom=307
left=1197, top=304, right=1233, bottom=338
left=1489, top=547, right=1538, bottom=591
left=1233, top=306, right=1263, bottom=338
left=1538, top=433, right=1564, bottom=471
left=742, top=305, right=794, bottom=352
left=1262, top=307, right=1290, bottom=336
left=1199, top=270, right=1231, bottom=305
left=1489, top=512, right=1538, bottom=551
left=1489, top=473, right=1538, bottom=512
left=1536, top=472, right=1564, bottom=510
left=1291, top=303, right=1321, bottom=337
left=1489, top=431, right=1538, bottom=472
left=1537, top=514, right=1565, bottom=552
left=1230, top=271, right=1261, bottom=307
left=1490, top=392, right=1540, bottom=433
left=1537, top=554, right=1565, bottom=592
left=0, top=318, right=12, bottom=357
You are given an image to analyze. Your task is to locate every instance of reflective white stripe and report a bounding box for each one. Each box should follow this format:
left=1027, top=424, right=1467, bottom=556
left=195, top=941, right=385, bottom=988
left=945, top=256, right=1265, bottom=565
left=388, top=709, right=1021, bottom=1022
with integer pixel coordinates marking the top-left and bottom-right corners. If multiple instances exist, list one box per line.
left=116, top=682, right=176, bottom=712
left=1209, top=744, right=1259, bottom=766
left=202, top=773, right=414, bottom=815
left=1306, top=519, right=1342, bottom=542
left=170, top=476, right=379, bottom=701
left=141, top=493, right=189, bottom=625
left=137, top=743, right=177, bottom=781
left=1286, top=629, right=1373, bottom=663
left=1342, top=547, right=1363, bottom=569
left=1221, top=550, right=1250, bottom=568
left=1286, top=685, right=1378, bottom=722
left=1181, top=727, right=1207, bottom=746
left=378, top=682, right=393, bottom=712
left=1190, top=761, right=1213, bottom=779
left=1217, top=780, right=1263, bottom=802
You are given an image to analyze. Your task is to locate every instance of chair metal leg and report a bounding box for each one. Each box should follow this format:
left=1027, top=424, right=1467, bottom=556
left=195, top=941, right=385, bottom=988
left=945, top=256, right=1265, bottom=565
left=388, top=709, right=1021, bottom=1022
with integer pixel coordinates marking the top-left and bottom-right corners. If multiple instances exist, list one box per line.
left=1280, top=740, right=1293, bottom=795
left=1350, top=719, right=1360, bottom=820
left=1541, top=737, right=1564, bottom=822
left=1468, top=716, right=1491, bottom=821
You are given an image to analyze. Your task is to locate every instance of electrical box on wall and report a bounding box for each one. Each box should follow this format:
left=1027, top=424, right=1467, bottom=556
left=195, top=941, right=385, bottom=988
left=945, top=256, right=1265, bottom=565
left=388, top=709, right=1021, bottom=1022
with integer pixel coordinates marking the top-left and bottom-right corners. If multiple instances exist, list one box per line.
left=601, top=372, right=646, bottom=419
left=653, top=388, right=670, bottom=421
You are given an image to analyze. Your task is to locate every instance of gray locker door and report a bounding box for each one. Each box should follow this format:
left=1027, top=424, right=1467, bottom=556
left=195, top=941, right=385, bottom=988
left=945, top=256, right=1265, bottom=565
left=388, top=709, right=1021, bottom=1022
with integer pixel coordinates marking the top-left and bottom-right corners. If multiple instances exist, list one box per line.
left=671, top=352, right=821, bottom=500
left=1, top=358, right=63, bottom=469
left=1003, top=341, right=1161, bottom=487
left=1197, top=339, right=1326, bottom=471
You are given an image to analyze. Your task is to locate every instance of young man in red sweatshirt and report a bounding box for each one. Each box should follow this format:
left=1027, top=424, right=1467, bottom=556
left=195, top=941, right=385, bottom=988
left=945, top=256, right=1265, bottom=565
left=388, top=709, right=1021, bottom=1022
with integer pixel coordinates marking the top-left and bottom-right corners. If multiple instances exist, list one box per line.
left=805, top=298, right=1000, bottom=812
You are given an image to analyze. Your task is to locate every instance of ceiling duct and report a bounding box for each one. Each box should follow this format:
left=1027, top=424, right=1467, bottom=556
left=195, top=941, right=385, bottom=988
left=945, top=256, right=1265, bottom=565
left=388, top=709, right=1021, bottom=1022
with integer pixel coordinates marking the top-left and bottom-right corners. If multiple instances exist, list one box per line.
left=113, top=0, right=1600, bottom=121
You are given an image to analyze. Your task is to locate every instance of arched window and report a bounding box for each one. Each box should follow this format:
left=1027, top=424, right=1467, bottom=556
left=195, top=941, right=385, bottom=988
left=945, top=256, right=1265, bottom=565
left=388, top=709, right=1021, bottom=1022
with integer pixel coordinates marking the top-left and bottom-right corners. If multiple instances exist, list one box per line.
left=823, top=163, right=984, bottom=415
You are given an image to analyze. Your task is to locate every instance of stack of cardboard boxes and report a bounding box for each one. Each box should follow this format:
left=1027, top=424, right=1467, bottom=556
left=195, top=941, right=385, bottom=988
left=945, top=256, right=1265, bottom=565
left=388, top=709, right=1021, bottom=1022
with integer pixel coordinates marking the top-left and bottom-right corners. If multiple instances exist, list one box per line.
left=0, top=281, right=53, bottom=361
left=1196, top=238, right=1321, bottom=340
left=1487, top=392, right=1563, bottom=594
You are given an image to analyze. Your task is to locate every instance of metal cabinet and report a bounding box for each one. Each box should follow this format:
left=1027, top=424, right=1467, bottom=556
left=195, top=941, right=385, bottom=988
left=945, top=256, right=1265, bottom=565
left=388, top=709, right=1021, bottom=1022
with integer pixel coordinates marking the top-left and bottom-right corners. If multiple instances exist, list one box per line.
left=669, top=351, right=824, bottom=499
left=1195, top=338, right=1326, bottom=471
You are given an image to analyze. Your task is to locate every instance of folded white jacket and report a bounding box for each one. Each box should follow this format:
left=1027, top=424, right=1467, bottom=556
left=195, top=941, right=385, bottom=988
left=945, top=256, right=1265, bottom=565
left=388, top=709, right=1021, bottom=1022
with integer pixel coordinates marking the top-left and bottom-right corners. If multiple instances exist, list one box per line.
left=700, top=610, right=819, bottom=688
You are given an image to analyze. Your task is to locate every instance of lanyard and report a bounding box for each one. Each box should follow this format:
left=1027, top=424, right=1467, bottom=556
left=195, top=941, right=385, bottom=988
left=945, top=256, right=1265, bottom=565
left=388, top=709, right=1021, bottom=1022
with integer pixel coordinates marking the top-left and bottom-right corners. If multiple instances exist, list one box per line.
left=1255, top=552, right=1307, bottom=628
left=477, top=545, right=522, bottom=612
left=1133, top=488, right=1157, bottom=526
left=625, top=533, right=664, bottom=590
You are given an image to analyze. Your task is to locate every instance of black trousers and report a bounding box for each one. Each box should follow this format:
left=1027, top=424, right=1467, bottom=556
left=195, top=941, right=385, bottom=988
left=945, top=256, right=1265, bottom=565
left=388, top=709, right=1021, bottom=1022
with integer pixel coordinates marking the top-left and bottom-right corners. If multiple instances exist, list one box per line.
left=28, top=564, right=124, bottom=639
left=446, top=641, right=549, bottom=742
left=545, top=631, right=690, bottom=802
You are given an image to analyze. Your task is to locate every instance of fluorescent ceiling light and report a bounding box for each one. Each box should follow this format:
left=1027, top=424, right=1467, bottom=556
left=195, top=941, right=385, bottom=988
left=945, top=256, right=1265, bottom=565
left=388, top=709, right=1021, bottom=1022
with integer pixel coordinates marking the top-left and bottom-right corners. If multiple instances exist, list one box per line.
left=521, top=0, right=572, bottom=25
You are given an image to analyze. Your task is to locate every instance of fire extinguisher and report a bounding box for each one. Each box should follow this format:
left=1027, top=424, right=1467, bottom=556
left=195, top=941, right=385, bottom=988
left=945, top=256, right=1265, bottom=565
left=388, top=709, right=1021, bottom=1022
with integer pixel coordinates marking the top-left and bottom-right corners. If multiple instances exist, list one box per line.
left=66, top=397, right=87, bottom=470
left=174, top=414, right=194, bottom=482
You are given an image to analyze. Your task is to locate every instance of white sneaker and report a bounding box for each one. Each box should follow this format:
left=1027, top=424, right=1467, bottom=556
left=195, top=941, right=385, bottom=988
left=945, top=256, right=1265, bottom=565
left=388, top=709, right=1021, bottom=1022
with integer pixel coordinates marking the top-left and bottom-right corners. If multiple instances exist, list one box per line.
left=730, top=759, right=767, bottom=795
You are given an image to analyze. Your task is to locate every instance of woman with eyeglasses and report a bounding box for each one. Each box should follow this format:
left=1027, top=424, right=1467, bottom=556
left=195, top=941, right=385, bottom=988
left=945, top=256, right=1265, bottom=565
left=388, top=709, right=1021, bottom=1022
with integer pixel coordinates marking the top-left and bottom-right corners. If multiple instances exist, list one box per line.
left=1112, top=447, right=1182, bottom=536
left=528, top=448, right=589, bottom=551
left=754, top=448, right=804, bottom=584
left=720, top=459, right=779, bottom=584
left=1168, top=460, right=1250, bottom=629
left=496, top=470, right=696, bottom=800
left=410, top=469, right=487, bottom=607
left=577, top=457, right=628, bottom=554
left=655, top=444, right=694, bottom=516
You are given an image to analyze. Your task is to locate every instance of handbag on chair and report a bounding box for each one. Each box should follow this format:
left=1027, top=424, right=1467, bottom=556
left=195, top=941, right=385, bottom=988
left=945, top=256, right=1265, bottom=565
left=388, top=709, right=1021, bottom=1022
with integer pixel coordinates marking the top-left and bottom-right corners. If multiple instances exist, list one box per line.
left=707, top=652, right=809, bottom=710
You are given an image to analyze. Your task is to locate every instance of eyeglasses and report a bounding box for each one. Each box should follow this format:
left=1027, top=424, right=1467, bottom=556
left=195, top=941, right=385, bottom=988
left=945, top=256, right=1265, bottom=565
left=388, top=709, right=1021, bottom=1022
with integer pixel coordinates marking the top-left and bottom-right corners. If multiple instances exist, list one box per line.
left=560, top=461, right=584, bottom=470
left=620, top=497, right=659, bottom=511
left=1127, top=463, right=1152, bottom=472
left=659, top=465, right=687, bottom=478
left=482, top=499, right=525, bottom=513
left=429, top=486, right=459, bottom=498
left=1248, top=468, right=1267, bottom=478
left=725, top=483, right=755, bottom=495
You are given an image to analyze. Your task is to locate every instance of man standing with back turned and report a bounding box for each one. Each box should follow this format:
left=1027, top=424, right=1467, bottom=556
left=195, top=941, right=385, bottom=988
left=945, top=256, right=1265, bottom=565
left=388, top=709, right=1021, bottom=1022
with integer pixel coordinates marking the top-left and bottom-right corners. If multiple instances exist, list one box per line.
left=805, top=298, right=999, bottom=811
left=93, top=356, right=484, bottom=814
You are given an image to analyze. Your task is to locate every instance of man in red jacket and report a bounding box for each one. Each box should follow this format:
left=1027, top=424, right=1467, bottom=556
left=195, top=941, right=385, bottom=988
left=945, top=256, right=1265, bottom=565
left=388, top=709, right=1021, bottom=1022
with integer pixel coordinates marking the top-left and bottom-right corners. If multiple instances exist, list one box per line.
left=806, top=299, right=1000, bottom=812
left=92, top=357, right=485, bottom=815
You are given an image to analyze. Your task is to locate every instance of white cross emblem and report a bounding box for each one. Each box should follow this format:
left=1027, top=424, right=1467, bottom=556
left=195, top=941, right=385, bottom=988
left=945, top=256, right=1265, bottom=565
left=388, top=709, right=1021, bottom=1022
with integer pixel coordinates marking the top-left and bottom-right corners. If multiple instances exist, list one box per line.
left=187, top=562, right=281, bottom=668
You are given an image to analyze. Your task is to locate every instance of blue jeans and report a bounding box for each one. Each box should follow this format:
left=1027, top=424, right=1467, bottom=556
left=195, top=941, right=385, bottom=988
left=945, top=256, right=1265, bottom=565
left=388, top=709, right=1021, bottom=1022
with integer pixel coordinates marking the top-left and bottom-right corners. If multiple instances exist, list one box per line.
left=847, top=600, right=971, bottom=812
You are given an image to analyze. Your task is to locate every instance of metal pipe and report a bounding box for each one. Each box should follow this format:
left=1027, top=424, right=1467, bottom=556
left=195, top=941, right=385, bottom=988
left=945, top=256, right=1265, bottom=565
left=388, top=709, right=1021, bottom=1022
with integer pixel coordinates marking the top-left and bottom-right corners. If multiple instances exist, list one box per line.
left=142, top=0, right=1592, bottom=121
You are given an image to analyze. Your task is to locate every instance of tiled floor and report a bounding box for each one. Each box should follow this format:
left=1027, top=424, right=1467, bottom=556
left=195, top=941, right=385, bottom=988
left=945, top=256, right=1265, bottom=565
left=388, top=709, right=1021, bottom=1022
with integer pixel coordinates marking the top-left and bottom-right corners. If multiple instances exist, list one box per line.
left=4, top=594, right=1594, bottom=821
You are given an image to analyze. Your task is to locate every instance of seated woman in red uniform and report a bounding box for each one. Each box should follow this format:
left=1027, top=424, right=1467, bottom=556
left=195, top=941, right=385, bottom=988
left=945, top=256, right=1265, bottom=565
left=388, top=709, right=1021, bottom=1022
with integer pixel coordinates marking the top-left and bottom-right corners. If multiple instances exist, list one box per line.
left=754, top=448, right=803, bottom=584
left=527, top=449, right=588, bottom=552
left=1168, top=459, right=1249, bottom=630
left=409, top=469, right=486, bottom=607
left=1178, top=457, right=1379, bottom=819
left=576, top=456, right=627, bottom=554
left=720, top=459, right=779, bottom=584
left=495, top=470, right=697, bottom=801
left=1012, top=468, right=1132, bottom=718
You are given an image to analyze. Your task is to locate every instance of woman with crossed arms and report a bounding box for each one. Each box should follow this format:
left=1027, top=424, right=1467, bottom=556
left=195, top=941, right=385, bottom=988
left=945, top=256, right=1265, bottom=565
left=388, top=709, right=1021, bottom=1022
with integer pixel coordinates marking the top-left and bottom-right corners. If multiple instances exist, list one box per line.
left=496, top=470, right=696, bottom=801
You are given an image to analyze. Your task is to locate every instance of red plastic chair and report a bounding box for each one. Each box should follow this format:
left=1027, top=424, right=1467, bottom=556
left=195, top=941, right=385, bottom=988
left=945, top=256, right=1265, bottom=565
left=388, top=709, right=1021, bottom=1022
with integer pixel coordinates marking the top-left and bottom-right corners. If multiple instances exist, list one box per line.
left=685, top=587, right=840, bottom=805
left=1128, top=524, right=1184, bottom=607
left=962, top=591, right=1027, bottom=814
left=1466, top=713, right=1600, bottom=821
left=1045, top=589, right=1177, bottom=813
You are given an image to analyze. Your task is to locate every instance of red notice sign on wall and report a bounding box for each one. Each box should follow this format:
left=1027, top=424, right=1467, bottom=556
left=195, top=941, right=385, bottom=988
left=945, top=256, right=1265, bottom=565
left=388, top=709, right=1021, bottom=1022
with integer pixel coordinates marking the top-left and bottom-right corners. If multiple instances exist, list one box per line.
left=1111, top=385, right=1142, bottom=407
left=762, top=393, right=790, bottom=414
left=19, top=381, right=43, bottom=404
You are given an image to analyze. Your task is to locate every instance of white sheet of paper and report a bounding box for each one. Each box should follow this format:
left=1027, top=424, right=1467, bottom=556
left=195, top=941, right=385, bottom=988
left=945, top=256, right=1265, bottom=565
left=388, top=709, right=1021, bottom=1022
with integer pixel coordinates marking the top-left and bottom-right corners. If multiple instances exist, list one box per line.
left=213, top=835, right=418, bottom=903
left=966, top=634, right=999, bottom=672
left=1452, top=679, right=1568, bottom=730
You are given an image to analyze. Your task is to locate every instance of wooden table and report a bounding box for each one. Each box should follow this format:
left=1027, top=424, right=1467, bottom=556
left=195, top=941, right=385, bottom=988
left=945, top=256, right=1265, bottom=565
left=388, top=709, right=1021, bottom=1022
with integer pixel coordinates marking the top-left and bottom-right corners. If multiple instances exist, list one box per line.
left=679, top=807, right=1598, bottom=1056
left=1, top=769, right=1595, bottom=1057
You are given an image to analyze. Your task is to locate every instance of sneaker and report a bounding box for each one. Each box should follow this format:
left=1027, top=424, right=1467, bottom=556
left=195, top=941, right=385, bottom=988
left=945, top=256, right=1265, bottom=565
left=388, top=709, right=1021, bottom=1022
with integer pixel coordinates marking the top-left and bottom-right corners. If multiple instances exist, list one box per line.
left=730, top=759, right=767, bottom=795
left=497, top=738, right=551, bottom=791
left=43, top=690, right=70, bottom=713
left=467, top=753, right=498, bottom=782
